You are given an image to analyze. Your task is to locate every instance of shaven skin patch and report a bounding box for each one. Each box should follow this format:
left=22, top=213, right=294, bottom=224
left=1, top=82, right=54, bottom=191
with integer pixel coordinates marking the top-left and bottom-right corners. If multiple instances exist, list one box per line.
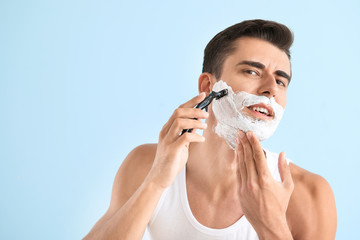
left=212, top=80, right=284, bottom=150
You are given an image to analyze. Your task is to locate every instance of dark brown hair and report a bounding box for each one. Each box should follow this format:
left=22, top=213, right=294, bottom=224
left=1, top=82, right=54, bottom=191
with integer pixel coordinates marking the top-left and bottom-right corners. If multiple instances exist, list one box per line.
left=202, top=19, right=294, bottom=79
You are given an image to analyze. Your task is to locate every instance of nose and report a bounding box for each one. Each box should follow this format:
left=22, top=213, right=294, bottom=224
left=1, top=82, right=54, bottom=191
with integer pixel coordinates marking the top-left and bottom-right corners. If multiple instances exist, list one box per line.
left=258, top=73, right=278, bottom=98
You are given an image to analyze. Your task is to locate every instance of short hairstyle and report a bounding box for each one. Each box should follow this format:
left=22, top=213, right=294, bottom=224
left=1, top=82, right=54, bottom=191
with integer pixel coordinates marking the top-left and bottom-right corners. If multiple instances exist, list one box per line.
left=202, top=19, right=294, bottom=79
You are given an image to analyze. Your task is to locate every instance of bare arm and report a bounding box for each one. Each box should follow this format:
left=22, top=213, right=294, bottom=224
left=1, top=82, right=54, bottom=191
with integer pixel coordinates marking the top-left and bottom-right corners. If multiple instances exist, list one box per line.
left=308, top=176, right=337, bottom=239
left=83, top=93, right=208, bottom=240
left=288, top=169, right=337, bottom=240
left=83, top=145, right=163, bottom=240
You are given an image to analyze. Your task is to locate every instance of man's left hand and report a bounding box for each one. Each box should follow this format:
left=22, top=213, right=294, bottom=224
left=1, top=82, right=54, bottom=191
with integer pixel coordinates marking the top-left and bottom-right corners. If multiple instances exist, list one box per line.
left=236, top=130, right=294, bottom=239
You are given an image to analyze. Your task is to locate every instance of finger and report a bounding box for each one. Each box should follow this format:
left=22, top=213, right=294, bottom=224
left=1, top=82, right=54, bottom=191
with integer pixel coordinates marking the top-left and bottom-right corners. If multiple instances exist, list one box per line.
left=162, top=107, right=209, bottom=136
left=236, top=133, right=247, bottom=187
left=175, top=132, right=205, bottom=148
left=247, top=131, right=271, bottom=179
left=278, top=152, right=294, bottom=190
left=179, top=92, right=206, bottom=108
left=171, top=108, right=209, bottom=122
left=167, top=118, right=207, bottom=141
left=239, top=131, right=258, bottom=184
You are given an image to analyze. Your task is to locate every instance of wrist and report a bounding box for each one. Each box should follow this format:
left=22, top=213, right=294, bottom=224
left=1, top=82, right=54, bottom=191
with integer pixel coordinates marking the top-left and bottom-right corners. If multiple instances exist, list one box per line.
left=143, top=172, right=169, bottom=192
left=146, top=163, right=177, bottom=190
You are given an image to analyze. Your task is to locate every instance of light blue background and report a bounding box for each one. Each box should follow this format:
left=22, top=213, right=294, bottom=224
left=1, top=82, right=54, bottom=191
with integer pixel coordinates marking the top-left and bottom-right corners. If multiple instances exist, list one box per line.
left=1, top=0, right=359, bottom=239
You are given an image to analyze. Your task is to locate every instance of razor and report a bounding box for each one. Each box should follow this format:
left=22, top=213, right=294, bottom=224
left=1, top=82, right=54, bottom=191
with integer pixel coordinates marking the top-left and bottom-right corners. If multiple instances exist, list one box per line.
left=181, top=89, right=228, bottom=135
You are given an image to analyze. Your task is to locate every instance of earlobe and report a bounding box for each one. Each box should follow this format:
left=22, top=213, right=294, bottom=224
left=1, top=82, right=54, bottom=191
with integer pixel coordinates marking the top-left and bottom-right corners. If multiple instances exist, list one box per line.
left=198, top=73, right=215, bottom=95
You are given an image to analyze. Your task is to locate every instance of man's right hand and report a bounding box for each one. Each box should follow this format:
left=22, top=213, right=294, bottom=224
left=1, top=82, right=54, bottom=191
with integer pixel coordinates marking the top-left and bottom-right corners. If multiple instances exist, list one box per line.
left=147, top=92, right=209, bottom=189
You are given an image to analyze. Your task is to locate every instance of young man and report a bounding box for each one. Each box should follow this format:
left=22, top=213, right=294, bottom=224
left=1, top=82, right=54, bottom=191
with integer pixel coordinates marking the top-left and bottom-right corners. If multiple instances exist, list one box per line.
left=84, top=20, right=337, bottom=240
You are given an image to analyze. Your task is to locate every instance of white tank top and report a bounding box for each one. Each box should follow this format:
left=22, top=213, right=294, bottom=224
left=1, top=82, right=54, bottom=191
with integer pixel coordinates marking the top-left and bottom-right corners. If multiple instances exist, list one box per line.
left=147, top=149, right=283, bottom=240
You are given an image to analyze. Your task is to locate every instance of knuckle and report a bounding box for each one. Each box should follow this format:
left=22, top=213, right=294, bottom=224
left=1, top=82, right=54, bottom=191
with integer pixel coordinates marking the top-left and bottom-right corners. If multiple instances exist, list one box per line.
left=259, top=174, right=271, bottom=186
left=174, top=108, right=182, bottom=117
left=247, top=181, right=257, bottom=191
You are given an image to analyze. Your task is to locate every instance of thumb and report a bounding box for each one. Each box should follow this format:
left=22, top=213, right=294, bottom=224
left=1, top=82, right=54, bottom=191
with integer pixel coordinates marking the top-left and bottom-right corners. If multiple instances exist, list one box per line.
left=278, top=152, right=293, bottom=189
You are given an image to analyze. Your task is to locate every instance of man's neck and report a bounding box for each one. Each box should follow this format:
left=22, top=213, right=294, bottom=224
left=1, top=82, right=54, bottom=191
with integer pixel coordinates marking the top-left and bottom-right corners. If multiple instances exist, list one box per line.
left=187, top=129, right=240, bottom=202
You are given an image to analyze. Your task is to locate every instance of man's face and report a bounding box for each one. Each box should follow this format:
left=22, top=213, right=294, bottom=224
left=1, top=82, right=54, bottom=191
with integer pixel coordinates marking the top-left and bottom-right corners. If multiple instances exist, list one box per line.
left=215, top=37, right=291, bottom=121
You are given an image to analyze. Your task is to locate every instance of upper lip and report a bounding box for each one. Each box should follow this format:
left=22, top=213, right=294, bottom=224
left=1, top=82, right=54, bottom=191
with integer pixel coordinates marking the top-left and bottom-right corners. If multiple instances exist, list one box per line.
left=247, top=103, right=274, bottom=117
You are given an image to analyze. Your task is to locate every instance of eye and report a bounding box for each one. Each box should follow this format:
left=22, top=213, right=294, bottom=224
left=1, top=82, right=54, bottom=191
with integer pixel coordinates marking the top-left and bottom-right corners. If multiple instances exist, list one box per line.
left=244, top=69, right=259, bottom=76
left=276, top=79, right=286, bottom=87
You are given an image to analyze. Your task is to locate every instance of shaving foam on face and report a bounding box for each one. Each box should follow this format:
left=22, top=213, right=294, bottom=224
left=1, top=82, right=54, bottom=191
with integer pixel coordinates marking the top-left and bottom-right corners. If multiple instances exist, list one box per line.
left=212, top=80, right=284, bottom=150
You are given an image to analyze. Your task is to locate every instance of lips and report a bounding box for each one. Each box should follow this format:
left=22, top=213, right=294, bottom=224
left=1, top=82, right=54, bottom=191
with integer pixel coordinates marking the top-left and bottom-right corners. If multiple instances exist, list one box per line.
left=246, top=103, right=274, bottom=119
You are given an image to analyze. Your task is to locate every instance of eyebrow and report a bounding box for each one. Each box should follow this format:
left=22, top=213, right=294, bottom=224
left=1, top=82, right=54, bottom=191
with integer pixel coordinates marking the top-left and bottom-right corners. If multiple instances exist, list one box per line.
left=236, top=60, right=291, bottom=83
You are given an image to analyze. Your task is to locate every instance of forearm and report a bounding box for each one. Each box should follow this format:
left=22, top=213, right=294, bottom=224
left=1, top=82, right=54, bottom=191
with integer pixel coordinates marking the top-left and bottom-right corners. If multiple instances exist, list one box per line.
left=256, top=218, right=293, bottom=240
left=84, top=177, right=165, bottom=240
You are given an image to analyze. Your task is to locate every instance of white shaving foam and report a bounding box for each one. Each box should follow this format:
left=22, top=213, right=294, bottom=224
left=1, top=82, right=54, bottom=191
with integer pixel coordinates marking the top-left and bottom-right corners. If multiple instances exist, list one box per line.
left=212, top=80, right=284, bottom=150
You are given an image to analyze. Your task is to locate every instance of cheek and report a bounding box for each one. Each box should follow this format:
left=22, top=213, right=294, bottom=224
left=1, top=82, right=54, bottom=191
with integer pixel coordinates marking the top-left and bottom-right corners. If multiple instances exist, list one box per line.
left=277, top=96, right=287, bottom=109
left=223, top=80, right=254, bottom=93
left=275, top=89, right=287, bottom=108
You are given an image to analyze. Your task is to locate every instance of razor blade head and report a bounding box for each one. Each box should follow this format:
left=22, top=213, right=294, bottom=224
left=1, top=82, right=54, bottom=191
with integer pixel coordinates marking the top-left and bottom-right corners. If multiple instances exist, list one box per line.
left=215, top=89, right=228, bottom=99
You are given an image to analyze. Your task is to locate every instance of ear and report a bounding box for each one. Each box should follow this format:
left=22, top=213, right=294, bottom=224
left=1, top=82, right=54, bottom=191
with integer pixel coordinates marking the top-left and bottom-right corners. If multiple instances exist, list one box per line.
left=198, top=73, right=216, bottom=95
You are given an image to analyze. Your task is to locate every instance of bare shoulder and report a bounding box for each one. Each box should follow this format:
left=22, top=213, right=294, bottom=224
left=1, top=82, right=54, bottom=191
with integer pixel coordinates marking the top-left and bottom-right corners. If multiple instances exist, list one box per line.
left=107, top=144, right=157, bottom=215
left=287, top=163, right=337, bottom=239
left=85, top=144, right=157, bottom=234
